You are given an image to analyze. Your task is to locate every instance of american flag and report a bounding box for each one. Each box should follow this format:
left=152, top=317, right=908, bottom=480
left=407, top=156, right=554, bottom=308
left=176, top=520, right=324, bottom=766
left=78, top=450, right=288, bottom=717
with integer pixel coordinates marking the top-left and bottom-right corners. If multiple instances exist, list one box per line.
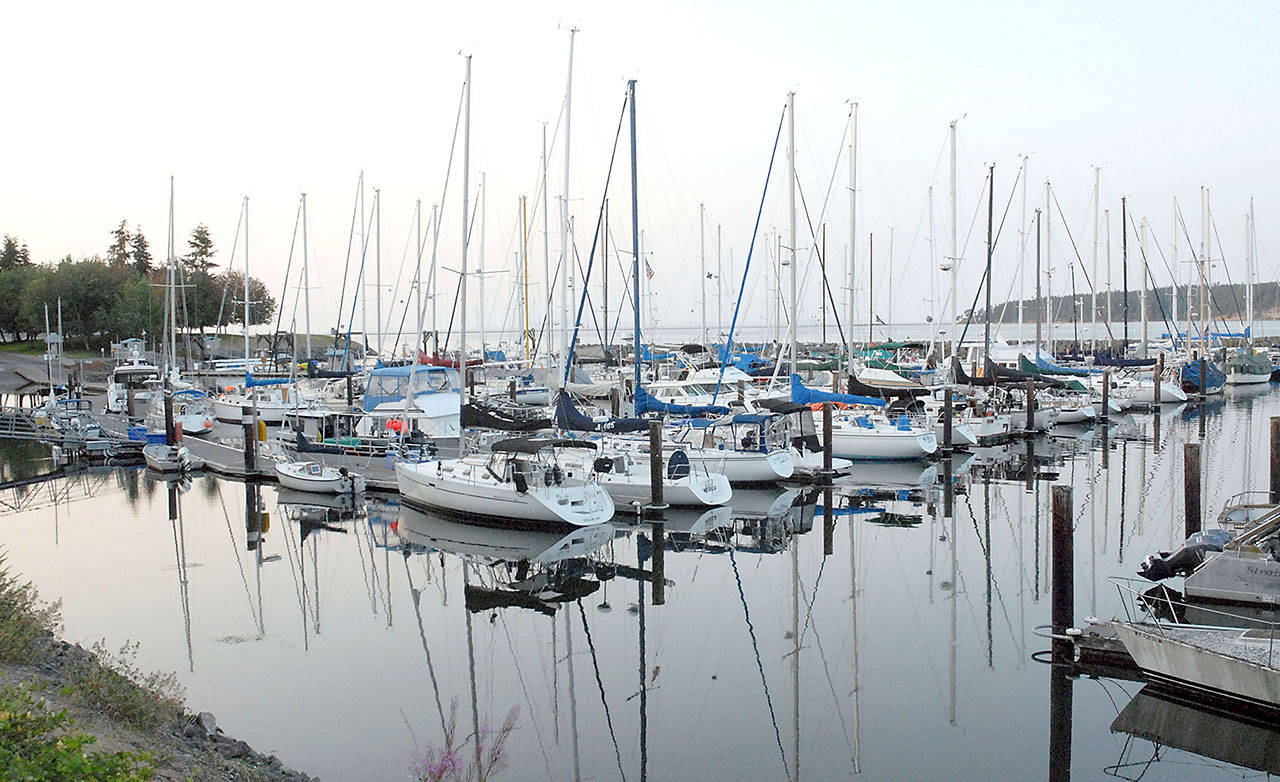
left=644, top=259, right=654, bottom=280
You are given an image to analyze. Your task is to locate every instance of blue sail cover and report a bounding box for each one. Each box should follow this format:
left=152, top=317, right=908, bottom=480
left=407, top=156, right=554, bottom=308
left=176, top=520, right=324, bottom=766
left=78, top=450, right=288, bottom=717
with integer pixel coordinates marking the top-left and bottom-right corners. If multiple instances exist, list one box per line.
left=245, top=372, right=292, bottom=388
left=555, top=391, right=649, bottom=433
left=640, top=345, right=678, bottom=362
left=790, top=374, right=886, bottom=407
left=1180, top=359, right=1226, bottom=391
left=634, top=387, right=730, bottom=417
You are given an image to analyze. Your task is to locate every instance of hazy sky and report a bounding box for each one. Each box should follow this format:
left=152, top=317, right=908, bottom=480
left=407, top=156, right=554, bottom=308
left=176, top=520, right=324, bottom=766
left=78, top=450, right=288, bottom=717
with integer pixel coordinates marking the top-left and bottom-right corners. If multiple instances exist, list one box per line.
left=4, top=1, right=1277, bottom=345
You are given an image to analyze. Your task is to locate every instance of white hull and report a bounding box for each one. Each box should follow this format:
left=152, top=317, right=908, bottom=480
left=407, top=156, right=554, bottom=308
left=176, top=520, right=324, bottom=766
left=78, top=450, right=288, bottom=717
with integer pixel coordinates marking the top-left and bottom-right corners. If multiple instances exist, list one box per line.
left=214, top=397, right=291, bottom=424
left=1128, top=380, right=1188, bottom=405
left=969, top=414, right=1012, bottom=443
left=274, top=461, right=366, bottom=494
left=396, top=459, right=614, bottom=527
left=1115, top=622, right=1280, bottom=712
left=932, top=421, right=978, bottom=447
left=790, top=449, right=854, bottom=475
left=828, top=425, right=936, bottom=460
left=1226, top=370, right=1272, bottom=386
left=676, top=448, right=793, bottom=483
left=142, top=444, right=204, bottom=473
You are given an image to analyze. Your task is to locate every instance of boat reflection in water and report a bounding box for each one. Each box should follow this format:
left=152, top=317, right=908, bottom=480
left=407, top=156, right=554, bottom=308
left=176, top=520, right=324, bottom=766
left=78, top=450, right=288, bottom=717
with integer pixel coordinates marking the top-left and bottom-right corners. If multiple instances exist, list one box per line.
left=1107, top=685, right=1280, bottom=777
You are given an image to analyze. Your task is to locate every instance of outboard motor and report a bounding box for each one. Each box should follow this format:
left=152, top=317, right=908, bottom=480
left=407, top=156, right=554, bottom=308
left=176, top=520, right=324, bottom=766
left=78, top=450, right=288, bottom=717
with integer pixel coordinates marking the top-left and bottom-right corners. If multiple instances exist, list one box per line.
left=1138, top=529, right=1232, bottom=581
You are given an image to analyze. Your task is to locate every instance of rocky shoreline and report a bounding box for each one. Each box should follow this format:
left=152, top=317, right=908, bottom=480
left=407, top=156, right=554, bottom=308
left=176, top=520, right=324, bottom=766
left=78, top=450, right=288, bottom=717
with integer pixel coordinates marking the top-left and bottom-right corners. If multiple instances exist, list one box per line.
left=5, top=637, right=317, bottom=781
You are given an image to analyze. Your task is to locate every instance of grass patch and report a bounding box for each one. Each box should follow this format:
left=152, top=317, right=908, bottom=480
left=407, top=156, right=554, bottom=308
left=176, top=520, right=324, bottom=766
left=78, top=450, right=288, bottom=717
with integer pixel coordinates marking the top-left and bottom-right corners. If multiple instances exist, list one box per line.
left=0, top=682, right=153, bottom=780
left=0, top=554, right=61, bottom=665
left=66, top=641, right=185, bottom=732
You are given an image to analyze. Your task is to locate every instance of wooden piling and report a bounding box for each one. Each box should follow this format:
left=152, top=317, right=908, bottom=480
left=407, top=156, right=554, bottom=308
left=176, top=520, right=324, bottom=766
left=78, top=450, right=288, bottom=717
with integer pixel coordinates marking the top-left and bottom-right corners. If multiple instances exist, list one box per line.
left=1100, top=372, right=1110, bottom=419
left=1154, top=354, right=1163, bottom=405
left=1270, top=417, right=1280, bottom=504
left=644, top=421, right=665, bottom=518
left=943, top=387, right=953, bottom=451
left=822, top=402, right=833, bottom=478
left=508, top=379, right=517, bottom=402
left=610, top=387, right=621, bottom=417
left=1184, top=442, right=1201, bottom=538
left=737, top=380, right=745, bottom=405
left=1025, top=379, right=1035, bottom=434
left=651, top=523, right=665, bottom=606
left=163, top=391, right=176, bottom=446
left=1051, top=485, right=1074, bottom=640
left=242, top=404, right=257, bottom=475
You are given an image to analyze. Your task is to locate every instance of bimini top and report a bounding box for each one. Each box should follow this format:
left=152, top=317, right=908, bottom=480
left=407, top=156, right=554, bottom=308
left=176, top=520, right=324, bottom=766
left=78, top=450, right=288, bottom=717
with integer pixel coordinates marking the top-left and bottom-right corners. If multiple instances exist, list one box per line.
left=490, top=437, right=598, bottom=455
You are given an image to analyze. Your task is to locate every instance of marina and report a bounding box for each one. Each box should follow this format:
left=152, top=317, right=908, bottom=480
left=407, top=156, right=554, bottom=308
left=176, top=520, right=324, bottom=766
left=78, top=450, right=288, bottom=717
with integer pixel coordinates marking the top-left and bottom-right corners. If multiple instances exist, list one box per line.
left=0, top=371, right=1278, bottom=779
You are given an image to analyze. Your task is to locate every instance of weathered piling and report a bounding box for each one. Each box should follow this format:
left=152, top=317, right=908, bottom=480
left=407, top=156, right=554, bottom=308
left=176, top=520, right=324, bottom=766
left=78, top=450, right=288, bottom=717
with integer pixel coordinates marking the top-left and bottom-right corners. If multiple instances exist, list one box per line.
left=737, top=380, right=745, bottom=405
left=610, top=387, right=621, bottom=417
left=822, top=402, right=833, bottom=479
left=508, top=379, right=517, bottom=403
left=943, top=387, right=953, bottom=451
left=241, top=404, right=257, bottom=475
left=1051, top=485, right=1074, bottom=643
left=1025, top=379, right=1035, bottom=434
left=1100, top=372, right=1110, bottom=419
left=1154, top=354, right=1163, bottom=405
left=644, top=421, right=665, bottom=519
left=163, top=391, right=176, bottom=445
left=1271, top=417, right=1280, bottom=504
left=126, top=387, right=137, bottom=421
left=822, top=487, right=834, bottom=556
left=1184, top=442, right=1201, bottom=538
left=345, top=376, right=354, bottom=408
left=651, top=522, right=665, bottom=606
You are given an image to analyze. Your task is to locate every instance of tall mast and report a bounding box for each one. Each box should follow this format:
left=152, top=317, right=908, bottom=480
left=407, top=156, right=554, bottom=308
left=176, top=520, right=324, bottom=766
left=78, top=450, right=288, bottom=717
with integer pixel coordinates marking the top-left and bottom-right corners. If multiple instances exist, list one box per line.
left=886, top=226, right=894, bottom=341
left=716, top=224, right=723, bottom=347
left=244, top=196, right=251, bottom=370
left=541, top=125, right=551, bottom=370
left=868, top=233, right=874, bottom=346
left=375, top=187, right=382, bottom=358
left=1044, top=180, right=1053, bottom=358
left=521, top=196, right=530, bottom=361
left=983, top=165, right=994, bottom=361
left=699, top=202, right=707, bottom=346
left=1105, top=208, right=1112, bottom=329
left=458, top=54, right=471, bottom=417
left=414, top=200, right=422, bottom=354
left=1035, top=209, right=1042, bottom=355
left=479, top=173, right=487, bottom=358
left=716, top=223, right=723, bottom=346
left=1121, top=196, right=1128, bottom=347
left=1091, top=166, right=1099, bottom=349
left=1249, top=197, right=1257, bottom=339
left=787, top=91, right=798, bottom=378
left=928, top=185, right=938, bottom=354
left=1140, top=216, right=1148, bottom=356
left=560, top=27, right=577, bottom=384
left=948, top=120, right=958, bottom=364
left=846, top=102, right=858, bottom=380
left=360, top=174, right=367, bottom=355
left=629, top=79, right=641, bottom=393
left=168, top=175, right=177, bottom=376
left=1200, top=187, right=1208, bottom=356
left=302, top=192, right=311, bottom=365
left=1172, top=196, right=1180, bottom=333
left=430, top=203, right=439, bottom=355
left=1017, top=156, right=1028, bottom=350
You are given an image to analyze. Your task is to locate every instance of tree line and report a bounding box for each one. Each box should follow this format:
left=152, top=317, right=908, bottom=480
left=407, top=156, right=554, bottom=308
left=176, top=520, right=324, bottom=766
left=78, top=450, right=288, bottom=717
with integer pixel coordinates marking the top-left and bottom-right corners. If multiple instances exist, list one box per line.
left=0, top=223, right=275, bottom=350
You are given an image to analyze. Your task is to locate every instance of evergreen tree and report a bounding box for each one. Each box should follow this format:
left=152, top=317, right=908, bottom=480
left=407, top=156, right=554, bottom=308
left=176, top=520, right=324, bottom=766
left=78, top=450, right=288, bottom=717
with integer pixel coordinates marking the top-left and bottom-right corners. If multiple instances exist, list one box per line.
left=107, top=220, right=131, bottom=266
left=0, top=235, right=30, bottom=269
left=183, top=224, right=216, bottom=273
left=130, top=228, right=152, bottom=274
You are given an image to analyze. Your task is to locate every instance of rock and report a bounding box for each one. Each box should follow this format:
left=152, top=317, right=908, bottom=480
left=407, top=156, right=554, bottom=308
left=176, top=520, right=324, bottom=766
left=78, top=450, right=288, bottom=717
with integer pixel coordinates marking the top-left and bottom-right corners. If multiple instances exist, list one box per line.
left=217, top=738, right=253, bottom=759
left=197, top=711, right=217, bottom=734
left=181, top=720, right=206, bottom=740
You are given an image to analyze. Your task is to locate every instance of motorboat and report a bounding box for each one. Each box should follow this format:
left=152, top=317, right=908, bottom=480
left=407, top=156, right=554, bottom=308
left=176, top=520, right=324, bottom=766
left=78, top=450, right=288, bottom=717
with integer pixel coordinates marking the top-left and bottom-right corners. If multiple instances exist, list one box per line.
left=1226, top=349, right=1273, bottom=386
left=144, top=389, right=215, bottom=435
left=105, top=358, right=161, bottom=415
left=142, top=443, right=204, bottom=473
left=395, top=437, right=615, bottom=528
left=273, top=460, right=366, bottom=495
left=557, top=447, right=732, bottom=508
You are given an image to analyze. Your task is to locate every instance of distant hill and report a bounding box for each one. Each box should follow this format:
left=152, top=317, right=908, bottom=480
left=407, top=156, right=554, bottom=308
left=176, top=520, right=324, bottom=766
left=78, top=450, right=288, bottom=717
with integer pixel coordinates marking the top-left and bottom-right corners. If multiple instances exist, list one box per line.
left=976, top=281, right=1280, bottom=325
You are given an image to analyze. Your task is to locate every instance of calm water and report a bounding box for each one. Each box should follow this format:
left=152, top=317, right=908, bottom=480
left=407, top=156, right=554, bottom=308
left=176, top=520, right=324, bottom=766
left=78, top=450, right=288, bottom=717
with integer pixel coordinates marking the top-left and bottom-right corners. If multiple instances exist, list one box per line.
left=0, top=386, right=1277, bottom=780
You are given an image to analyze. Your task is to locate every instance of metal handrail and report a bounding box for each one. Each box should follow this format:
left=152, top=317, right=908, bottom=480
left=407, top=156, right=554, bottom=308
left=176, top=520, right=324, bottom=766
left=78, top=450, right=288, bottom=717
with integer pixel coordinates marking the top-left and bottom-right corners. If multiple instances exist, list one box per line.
left=1109, top=575, right=1280, bottom=668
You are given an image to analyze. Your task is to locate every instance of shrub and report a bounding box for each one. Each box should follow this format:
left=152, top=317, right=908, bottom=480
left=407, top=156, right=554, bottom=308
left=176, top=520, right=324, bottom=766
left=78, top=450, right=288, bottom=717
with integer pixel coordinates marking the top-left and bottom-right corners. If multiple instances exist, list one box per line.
left=0, top=554, right=61, bottom=664
left=0, top=682, right=153, bottom=780
left=67, top=641, right=185, bottom=731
